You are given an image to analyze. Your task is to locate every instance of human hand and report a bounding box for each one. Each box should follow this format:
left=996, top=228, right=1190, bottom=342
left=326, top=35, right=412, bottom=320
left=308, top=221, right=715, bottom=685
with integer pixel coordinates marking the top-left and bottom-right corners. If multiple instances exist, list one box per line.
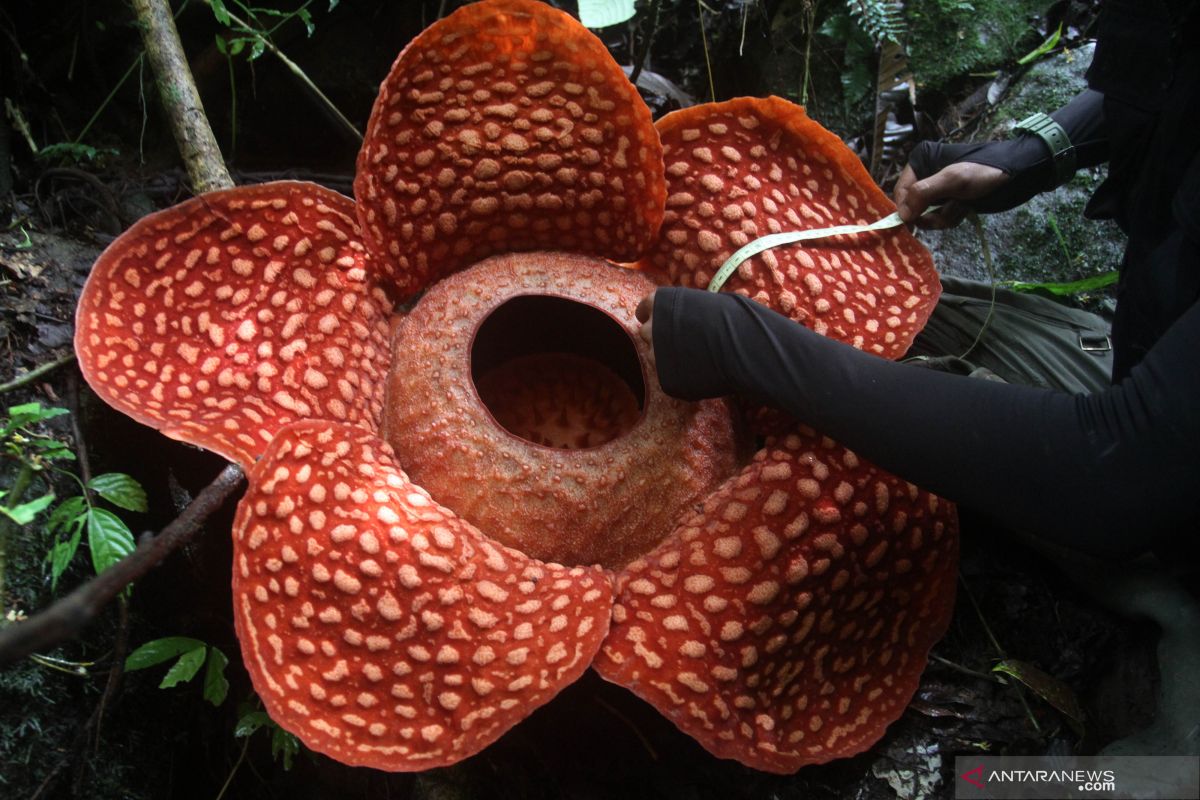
left=636, top=290, right=656, bottom=367
left=894, top=161, right=1010, bottom=229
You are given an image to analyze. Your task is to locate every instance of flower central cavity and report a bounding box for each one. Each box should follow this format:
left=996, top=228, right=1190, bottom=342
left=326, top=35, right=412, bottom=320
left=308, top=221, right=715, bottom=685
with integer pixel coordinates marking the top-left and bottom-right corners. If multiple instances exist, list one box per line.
left=382, top=252, right=739, bottom=568
left=472, top=295, right=646, bottom=450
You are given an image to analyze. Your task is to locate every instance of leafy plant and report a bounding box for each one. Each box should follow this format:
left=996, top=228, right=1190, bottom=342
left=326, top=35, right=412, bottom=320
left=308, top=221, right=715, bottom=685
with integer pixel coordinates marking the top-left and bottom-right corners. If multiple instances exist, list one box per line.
left=236, top=706, right=301, bottom=769
left=35, top=142, right=119, bottom=166
left=845, top=0, right=904, bottom=45
left=0, top=402, right=145, bottom=593
left=210, top=0, right=340, bottom=62
left=124, top=636, right=230, bottom=706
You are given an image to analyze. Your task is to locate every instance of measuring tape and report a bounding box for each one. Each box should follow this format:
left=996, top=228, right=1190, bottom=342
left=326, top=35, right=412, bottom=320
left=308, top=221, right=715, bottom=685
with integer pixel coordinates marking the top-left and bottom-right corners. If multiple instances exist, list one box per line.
left=706, top=206, right=939, bottom=293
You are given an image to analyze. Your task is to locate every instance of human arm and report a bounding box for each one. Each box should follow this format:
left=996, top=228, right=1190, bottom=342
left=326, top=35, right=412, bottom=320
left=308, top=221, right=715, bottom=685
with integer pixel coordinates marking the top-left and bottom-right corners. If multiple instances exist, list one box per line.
left=645, top=286, right=1200, bottom=558
left=896, top=89, right=1111, bottom=227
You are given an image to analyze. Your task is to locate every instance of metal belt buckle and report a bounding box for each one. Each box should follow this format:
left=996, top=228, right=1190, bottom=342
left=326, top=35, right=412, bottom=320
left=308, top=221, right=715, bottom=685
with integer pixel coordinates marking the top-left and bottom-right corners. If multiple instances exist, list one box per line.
left=1079, top=333, right=1112, bottom=352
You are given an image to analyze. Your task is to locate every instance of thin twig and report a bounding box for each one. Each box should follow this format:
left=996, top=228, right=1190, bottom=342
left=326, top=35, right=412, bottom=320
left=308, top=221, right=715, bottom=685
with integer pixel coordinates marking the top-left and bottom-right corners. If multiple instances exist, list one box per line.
left=930, top=653, right=1001, bottom=683
left=0, top=354, right=77, bottom=394
left=203, top=0, right=362, bottom=144
left=0, top=463, right=245, bottom=666
left=215, top=731, right=253, bottom=800
left=629, top=0, right=662, bottom=85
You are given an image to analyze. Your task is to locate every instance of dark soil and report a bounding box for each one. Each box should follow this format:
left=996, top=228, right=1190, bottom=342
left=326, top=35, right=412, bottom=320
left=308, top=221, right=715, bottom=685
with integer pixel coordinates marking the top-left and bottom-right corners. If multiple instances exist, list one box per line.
left=0, top=2, right=1159, bottom=798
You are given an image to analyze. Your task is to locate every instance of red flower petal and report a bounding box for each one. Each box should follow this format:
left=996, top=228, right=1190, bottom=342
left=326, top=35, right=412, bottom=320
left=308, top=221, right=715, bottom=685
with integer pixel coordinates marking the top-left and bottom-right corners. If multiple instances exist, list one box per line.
left=594, top=427, right=958, bottom=773
left=642, top=97, right=940, bottom=360
left=355, top=0, right=666, bottom=299
left=232, top=420, right=614, bottom=770
left=74, top=182, right=392, bottom=468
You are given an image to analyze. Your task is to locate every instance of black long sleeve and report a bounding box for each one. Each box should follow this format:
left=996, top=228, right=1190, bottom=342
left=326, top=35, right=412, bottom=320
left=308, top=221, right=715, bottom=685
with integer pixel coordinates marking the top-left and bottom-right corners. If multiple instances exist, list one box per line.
left=652, top=286, right=1200, bottom=557
left=908, top=89, right=1110, bottom=212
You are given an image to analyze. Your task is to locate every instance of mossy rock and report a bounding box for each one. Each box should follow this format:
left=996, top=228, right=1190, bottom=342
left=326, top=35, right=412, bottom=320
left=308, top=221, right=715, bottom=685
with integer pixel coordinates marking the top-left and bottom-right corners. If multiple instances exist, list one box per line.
left=907, top=0, right=1053, bottom=93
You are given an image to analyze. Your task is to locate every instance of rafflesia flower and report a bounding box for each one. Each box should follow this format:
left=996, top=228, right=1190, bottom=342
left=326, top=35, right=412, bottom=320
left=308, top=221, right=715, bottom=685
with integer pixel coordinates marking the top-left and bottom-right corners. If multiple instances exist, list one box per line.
left=74, top=0, right=957, bottom=775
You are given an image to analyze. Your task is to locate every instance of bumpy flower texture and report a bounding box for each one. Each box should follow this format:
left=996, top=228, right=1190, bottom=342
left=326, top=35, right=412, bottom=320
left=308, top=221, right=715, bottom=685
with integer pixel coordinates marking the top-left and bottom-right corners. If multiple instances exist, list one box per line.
left=74, top=0, right=958, bottom=776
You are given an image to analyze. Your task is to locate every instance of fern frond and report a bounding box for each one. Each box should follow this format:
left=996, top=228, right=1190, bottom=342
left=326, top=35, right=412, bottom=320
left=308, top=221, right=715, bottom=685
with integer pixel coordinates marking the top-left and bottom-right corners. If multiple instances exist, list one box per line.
left=846, top=0, right=905, bottom=45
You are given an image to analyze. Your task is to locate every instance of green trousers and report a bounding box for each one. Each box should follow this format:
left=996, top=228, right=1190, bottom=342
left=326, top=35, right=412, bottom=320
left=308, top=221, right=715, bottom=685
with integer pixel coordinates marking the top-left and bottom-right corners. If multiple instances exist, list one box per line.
left=909, top=276, right=1113, bottom=394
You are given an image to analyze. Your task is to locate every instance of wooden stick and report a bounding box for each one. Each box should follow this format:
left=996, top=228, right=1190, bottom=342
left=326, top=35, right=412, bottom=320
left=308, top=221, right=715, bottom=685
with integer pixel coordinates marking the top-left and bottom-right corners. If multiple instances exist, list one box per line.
left=131, top=0, right=234, bottom=193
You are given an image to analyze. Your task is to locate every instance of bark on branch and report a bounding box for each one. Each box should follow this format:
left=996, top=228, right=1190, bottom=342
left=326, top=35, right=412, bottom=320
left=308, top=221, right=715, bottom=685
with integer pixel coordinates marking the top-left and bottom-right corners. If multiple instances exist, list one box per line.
left=132, top=0, right=234, bottom=192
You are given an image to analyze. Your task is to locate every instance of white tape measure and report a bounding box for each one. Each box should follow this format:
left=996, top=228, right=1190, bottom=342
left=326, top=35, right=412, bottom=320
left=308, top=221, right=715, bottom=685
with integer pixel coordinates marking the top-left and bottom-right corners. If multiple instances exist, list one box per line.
left=706, top=206, right=939, bottom=293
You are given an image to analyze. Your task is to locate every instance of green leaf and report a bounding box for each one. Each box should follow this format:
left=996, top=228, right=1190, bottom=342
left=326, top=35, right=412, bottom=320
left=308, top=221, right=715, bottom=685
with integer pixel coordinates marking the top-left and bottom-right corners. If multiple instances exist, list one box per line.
left=1017, top=23, right=1063, bottom=66
left=87, top=473, right=148, bottom=513
left=272, top=726, right=301, bottom=770
left=215, top=34, right=228, bottom=55
left=46, top=496, right=87, bottom=536
left=0, top=492, right=55, bottom=524
left=235, top=710, right=272, bottom=738
left=87, top=507, right=136, bottom=575
left=230, top=38, right=247, bottom=56
left=159, top=645, right=207, bottom=689
left=328, top=0, right=339, bottom=11
left=3, top=403, right=69, bottom=437
left=125, top=636, right=208, bottom=671
left=210, top=0, right=232, bottom=26
left=577, top=0, right=636, bottom=28
left=203, top=647, right=230, bottom=706
left=297, top=7, right=314, bottom=36
left=1006, top=271, right=1119, bottom=297
left=48, top=529, right=83, bottom=590
left=250, top=38, right=266, bottom=60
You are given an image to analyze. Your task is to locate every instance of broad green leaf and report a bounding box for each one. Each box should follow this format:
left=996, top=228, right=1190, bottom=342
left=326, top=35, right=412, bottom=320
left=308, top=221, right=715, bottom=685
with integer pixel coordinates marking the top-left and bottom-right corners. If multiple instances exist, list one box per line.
left=87, top=473, right=148, bottom=513
left=210, top=0, right=232, bottom=26
left=203, top=647, right=230, bottom=706
left=48, top=529, right=83, bottom=590
left=215, top=35, right=228, bottom=55
left=235, top=710, right=272, bottom=738
left=578, top=0, right=636, bottom=28
left=87, top=507, right=136, bottom=575
left=126, top=636, right=207, bottom=671
left=230, top=38, right=247, bottom=56
left=159, top=646, right=207, bottom=689
left=250, top=38, right=266, bottom=60
left=1, top=492, right=55, bottom=524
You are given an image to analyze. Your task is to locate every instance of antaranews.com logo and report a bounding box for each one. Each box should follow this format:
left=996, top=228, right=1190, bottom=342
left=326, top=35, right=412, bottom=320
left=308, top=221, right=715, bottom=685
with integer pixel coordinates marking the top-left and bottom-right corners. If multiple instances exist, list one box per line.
left=954, top=756, right=1198, bottom=799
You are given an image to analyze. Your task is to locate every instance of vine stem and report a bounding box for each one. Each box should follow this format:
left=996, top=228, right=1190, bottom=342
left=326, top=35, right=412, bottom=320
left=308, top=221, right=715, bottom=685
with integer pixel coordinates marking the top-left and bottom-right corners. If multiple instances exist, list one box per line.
left=0, top=463, right=245, bottom=666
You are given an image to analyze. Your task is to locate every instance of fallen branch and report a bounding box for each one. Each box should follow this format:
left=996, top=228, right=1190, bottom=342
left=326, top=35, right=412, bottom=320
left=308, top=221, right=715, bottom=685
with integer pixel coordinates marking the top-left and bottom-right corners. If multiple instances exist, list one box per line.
left=0, top=463, right=244, bottom=666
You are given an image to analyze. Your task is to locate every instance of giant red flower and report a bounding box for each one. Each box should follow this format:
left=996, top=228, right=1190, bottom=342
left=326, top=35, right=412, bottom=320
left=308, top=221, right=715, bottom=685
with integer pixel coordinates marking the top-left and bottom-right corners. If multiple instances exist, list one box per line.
left=74, top=0, right=957, bottom=775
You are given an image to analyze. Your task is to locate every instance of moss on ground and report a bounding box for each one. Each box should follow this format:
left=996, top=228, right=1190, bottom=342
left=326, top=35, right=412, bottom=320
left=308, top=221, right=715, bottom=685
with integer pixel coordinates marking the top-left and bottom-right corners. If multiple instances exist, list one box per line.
left=907, top=0, right=1053, bottom=92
